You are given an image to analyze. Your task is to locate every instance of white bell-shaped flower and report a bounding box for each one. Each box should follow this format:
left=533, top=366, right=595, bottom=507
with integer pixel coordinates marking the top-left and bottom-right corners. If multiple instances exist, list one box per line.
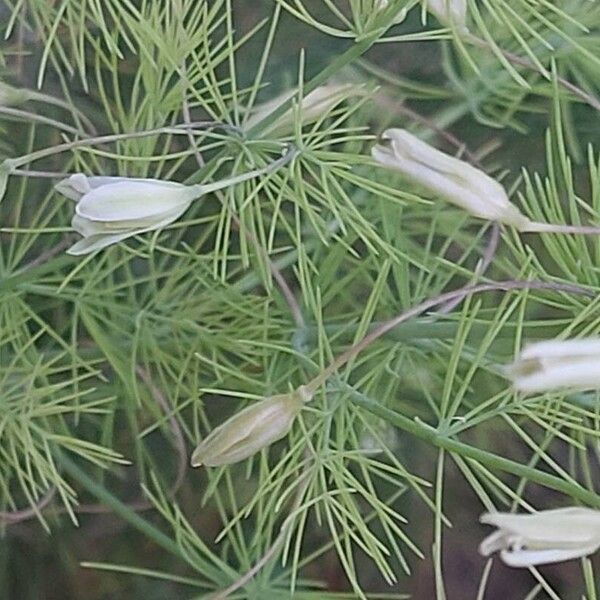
left=56, top=146, right=296, bottom=255
left=371, top=128, right=532, bottom=230
left=480, top=507, right=600, bottom=567
left=506, top=338, right=600, bottom=394
left=57, top=174, right=199, bottom=255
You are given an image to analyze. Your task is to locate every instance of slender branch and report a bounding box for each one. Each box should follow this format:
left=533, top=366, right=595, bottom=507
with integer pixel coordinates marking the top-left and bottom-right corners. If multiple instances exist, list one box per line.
left=0, top=106, right=85, bottom=136
left=3, top=368, right=188, bottom=523
left=135, top=366, right=187, bottom=497
left=437, top=222, right=500, bottom=314
left=58, top=453, right=182, bottom=557
left=469, top=36, right=600, bottom=114
left=181, top=92, right=305, bottom=328
left=306, top=279, right=594, bottom=394
left=524, top=222, right=600, bottom=235
left=0, top=488, right=56, bottom=524
left=346, top=386, right=600, bottom=508
left=5, top=122, right=237, bottom=170
left=22, top=237, right=75, bottom=270
left=70, top=367, right=188, bottom=515
left=206, top=472, right=310, bottom=600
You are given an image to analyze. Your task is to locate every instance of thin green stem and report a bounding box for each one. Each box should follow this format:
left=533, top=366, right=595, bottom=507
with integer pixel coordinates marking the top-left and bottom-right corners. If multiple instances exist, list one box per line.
left=4, top=122, right=234, bottom=170
left=58, top=453, right=183, bottom=558
left=305, top=279, right=594, bottom=394
left=346, top=387, right=600, bottom=508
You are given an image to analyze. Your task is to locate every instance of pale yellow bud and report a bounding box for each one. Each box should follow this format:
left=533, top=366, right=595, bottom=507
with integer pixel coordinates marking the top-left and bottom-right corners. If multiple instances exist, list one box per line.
left=190, top=386, right=312, bottom=467
left=245, top=84, right=366, bottom=136
left=0, top=82, right=29, bottom=106
left=374, top=0, right=408, bottom=25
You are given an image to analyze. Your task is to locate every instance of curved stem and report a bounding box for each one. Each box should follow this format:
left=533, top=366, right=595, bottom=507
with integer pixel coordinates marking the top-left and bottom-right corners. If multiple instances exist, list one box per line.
left=206, top=472, right=310, bottom=599
left=58, top=453, right=182, bottom=557
left=438, top=222, right=500, bottom=314
left=469, top=36, right=600, bottom=114
left=0, top=106, right=84, bottom=136
left=0, top=487, right=56, bottom=524
left=25, top=89, right=97, bottom=134
left=181, top=95, right=305, bottom=328
left=193, top=144, right=298, bottom=196
left=5, top=122, right=236, bottom=170
left=305, top=279, right=594, bottom=394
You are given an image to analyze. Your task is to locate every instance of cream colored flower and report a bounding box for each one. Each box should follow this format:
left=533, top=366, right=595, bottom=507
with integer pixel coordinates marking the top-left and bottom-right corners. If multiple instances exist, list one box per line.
left=506, top=338, right=600, bottom=394
left=57, top=174, right=199, bottom=255
left=56, top=146, right=296, bottom=255
left=190, top=386, right=312, bottom=467
left=480, top=507, right=600, bottom=567
left=371, top=128, right=532, bottom=229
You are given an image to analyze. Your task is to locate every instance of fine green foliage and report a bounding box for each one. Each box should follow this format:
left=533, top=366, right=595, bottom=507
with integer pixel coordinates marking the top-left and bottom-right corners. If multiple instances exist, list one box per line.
left=1, top=1, right=600, bottom=599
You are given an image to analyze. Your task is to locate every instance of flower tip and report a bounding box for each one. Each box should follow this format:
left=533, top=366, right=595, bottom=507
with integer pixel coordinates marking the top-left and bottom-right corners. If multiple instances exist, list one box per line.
left=190, top=449, right=203, bottom=468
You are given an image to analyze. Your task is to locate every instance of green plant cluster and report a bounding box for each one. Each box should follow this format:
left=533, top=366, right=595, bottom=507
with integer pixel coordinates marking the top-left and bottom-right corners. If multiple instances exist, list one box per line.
left=1, top=1, right=600, bottom=598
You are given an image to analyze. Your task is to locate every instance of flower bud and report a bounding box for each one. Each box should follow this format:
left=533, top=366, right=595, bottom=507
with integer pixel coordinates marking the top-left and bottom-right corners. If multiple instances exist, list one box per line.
left=0, top=82, right=29, bottom=107
left=246, top=84, right=365, bottom=135
left=480, top=507, right=600, bottom=567
left=190, top=386, right=312, bottom=467
left=371, top=128, right=532, bottom=230
left=506, top=338, right=600, bottom=394
left=426, top=0, right=468, bottom=32
left=56, top=174, right=199, bottom=255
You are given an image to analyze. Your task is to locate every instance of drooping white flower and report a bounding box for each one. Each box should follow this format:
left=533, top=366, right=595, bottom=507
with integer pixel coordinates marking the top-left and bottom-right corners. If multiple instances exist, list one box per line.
left=190, top=386, right=312, bottom=467
left=480, top=507, right=600, bottom=567
left=506, top=338, right=600, bottom=394
left=371, top=128, right=532, bottom=229
left=56, top=146, right=296, bottom=255
left=57, top=174, right=199, bottom=255
left=245, top=83, right=365, bottom=135
left=426, top=0, right=468, bottom=32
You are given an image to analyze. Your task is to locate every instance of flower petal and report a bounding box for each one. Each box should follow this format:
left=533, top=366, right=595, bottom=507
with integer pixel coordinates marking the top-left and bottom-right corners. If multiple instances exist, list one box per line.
left=76, top=180, right=194, bottom=222
left=68, top=203, right=190, bottom=255
left=499, top=545, right=598, bottom=568
left=56, top=174, right=92, bottom=201
left=67, top=231, right=136, bottom=255
left=520, top=338, right=600, bottom=361
left=512, top=359, right=600, bottom=394
left=479, top=530, right=511, bottom=557
left=56, top=174, right=151, bottom=202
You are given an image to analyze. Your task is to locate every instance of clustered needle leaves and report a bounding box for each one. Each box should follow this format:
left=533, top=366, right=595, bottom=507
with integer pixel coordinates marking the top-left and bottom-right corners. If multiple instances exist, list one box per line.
left=1, top=1, right=600, bottom=599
